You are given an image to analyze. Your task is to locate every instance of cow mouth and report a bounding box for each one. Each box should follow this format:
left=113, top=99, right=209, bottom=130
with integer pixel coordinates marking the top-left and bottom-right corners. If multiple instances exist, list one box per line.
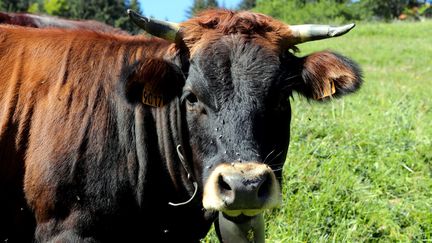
left=222, top=212, right=256, bottom=224
left=222, top=209, right=262, bottom=217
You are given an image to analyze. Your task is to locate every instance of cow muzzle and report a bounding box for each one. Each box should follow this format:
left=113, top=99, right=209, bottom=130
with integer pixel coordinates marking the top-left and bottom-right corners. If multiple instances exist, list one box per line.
left=203, top=162, right=281, bottom=217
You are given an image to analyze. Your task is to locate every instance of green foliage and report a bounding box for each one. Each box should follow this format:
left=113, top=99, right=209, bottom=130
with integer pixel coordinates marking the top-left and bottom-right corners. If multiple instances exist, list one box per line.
left=255, top=0, right=365, bottom=24
left=66, top=0, right=125, bottom=25
left=187, top=0, right=220, bottom=18
left=116, top=0, right=142, bottom=34
left=401, top=3, right=432, bottom=21
left=362, top=0, right=408, bottom=20
left=418, top=3, right=432, bottom=15
left=43, top=0, right=68, bottom=16
left=186, top=0, right=206, bottom=18
left=27, top=2, right=40, bottom=13
left=1, top=0, right=31, bottom=12
left=0, top=0, right=142, bottom=33
left=237, top=0, right=257, bottom=10
left=254, top=0, right=432, bottom=23
left=62, top=0, right=143, bottom=33
left=206, top=0, right=219, bottom=8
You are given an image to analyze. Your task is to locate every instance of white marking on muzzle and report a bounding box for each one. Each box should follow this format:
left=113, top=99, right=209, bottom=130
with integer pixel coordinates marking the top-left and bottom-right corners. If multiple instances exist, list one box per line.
left=202, top=162, right=281, bottom=215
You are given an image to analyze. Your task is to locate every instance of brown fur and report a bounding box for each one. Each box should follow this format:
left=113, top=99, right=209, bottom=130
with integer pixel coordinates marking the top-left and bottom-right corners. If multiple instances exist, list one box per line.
left=301, top=51, right=360, bottom=99
left=0, top=25, right=176, bottom=241
left=0, top=12, right=128, bottom=34
left=180, top=9, right=295, bottom=56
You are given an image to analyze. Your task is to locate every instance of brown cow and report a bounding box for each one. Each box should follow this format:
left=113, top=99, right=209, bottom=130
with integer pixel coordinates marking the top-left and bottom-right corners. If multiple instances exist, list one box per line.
left=0, top=11, right=128, bottom=34
left=0, top=9, right=362, bottom=242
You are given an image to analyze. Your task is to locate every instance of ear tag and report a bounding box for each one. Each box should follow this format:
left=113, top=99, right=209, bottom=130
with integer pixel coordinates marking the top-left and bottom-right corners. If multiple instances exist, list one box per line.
left=141, top=82, right=167, bottom=107
left=316, top=79, right=336, bottom=100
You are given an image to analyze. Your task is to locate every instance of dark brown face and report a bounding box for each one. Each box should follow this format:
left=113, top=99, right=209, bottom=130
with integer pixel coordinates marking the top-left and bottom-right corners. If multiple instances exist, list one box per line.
left=183, top=36, right=292, bottom=217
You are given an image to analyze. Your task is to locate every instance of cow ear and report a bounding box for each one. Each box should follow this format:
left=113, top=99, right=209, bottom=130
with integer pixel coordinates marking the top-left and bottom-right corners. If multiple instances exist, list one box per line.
left=294, top=51, right=362, bottom=100
left=124, top=58, right=185, bottom=107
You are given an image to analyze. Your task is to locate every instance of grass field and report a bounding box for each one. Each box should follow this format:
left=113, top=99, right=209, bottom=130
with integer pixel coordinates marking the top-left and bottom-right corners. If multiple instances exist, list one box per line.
left=204, top=20, right=432, bottom=242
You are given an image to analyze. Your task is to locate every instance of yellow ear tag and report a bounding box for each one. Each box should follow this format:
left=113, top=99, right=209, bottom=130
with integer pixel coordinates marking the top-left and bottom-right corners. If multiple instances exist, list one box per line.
left=141, top=82, right=168, bottom=107
left=316, top=79, right=336, bottom=100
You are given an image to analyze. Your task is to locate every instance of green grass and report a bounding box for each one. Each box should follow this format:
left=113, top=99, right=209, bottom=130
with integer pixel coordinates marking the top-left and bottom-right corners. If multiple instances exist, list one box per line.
left=204, top=21, right=432, bottom=242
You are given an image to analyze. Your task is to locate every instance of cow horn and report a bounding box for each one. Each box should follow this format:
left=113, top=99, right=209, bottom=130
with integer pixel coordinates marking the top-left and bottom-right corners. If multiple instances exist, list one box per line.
left=289, top=23, right=355, bottom=44
left=127, top=9, right=180, bottom=42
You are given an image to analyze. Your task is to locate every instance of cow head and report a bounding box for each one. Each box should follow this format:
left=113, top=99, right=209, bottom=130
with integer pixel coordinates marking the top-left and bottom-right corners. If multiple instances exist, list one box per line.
left=128, top=9, right=362, bottom=241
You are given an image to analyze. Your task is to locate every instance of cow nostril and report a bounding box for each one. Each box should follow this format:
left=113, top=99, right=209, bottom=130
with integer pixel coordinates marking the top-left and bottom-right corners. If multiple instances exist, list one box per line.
left=218, top=175, right=232, bottom=193
left=257, top=174, right=272, bottom=199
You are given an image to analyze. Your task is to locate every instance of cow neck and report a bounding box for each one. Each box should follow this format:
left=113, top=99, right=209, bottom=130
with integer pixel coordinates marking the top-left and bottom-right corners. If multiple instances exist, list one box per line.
left=168, top=97, right=198, bottom=207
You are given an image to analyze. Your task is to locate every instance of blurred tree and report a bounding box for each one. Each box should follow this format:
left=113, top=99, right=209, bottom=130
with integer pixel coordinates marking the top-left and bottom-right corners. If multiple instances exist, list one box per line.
left=67, top=0, right=123, bottom=24
left=187, top=0, right=219, bottom=18
left=43, top=0, right=69, bottom=16
left=207, top=0, right=219, bottom=8
left=362, top=0, right=406, bottom=20
left=361, top=0, right=424, bottom=20
left=237, top=0, right=256, bottom=10
left=187, top=0, right=208, bottom=17
left=255, top=0, right=364, bottom=24
left=27, top=2, right=41, bottom=13
left=61, top=0, right=142, bottom=33
left=1, top=0, right=32, bottom=12
left=115, top=0, right=143, bottom=34
left=254, top=0, right=432, bottom=22
left=2, top=0, right=428, bottom=33
left=0, top=0, right=142, bottom=33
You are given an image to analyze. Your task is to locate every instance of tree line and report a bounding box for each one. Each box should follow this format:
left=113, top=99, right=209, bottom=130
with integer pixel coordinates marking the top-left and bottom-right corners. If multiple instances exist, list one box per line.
left=0, top=0, right=143, bottom=33
left=0, top=0, right=431, bottom=33
left=189, top=0, right=432, bottom=23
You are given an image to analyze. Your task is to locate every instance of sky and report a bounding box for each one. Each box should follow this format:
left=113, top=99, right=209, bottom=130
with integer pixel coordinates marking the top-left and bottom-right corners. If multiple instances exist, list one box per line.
left=138, top=0, right=243, bottom=22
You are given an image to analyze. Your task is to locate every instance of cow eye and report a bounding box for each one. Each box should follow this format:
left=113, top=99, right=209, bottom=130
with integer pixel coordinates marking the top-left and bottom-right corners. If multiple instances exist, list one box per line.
left=183, top=91, right=207, bottom=115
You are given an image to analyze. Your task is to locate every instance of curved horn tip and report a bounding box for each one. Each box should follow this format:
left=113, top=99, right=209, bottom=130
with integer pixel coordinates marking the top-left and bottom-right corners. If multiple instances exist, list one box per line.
left=330, top=23, right=356, bottom=37
left=127, top=9, right=145, bottom=20
left=127, top=9, right=180, bottom=42
left=347, top=23, right=356, bottom=29
left=127, top=9, right=136, bottom=17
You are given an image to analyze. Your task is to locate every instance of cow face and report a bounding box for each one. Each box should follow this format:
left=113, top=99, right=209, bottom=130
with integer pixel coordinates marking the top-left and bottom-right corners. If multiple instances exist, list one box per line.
left=128, top=9, right=362, bottom=219
left=183, top=36, right=290, bottom=217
